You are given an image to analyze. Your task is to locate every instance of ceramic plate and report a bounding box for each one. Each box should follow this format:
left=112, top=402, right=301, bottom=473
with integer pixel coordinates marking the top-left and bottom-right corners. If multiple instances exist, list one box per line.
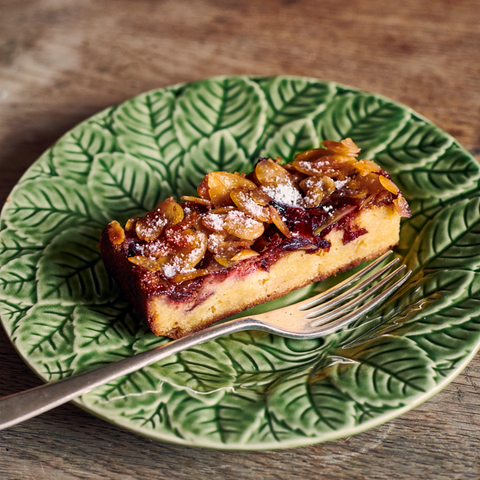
left=1, top=76, right=480, bottom=450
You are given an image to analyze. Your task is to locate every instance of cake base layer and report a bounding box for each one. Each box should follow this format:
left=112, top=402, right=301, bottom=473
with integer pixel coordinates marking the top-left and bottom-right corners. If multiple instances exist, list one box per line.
left=140, top=205, right=400, bottom=338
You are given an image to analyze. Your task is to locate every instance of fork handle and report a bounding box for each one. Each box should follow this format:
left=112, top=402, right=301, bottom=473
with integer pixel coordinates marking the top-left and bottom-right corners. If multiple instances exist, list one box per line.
left=0, top=317, right=259, bottom=431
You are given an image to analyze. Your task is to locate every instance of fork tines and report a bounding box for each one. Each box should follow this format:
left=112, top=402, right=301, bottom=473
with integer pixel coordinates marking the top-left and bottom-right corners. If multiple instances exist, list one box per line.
left=301, top=251, right=411, bottom=331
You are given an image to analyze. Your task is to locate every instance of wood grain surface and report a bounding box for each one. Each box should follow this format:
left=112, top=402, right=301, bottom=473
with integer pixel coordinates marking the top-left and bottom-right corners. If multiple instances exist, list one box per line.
left=1, top=0, right=480, bottom=478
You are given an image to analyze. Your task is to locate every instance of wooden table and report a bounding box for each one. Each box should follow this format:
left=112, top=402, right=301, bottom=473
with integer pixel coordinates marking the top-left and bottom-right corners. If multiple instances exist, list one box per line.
left=1, top=0, right=479, bottom=478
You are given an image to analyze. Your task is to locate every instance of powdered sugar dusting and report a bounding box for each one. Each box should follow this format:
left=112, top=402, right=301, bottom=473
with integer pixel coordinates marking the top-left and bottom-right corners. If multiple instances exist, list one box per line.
left=263, top=184, right=303, bottom=207
left=334, top=178, right=349, bottom=190
left=226, top=210, right=262, bottom=228
left=203, top=213, right=226, bottom=231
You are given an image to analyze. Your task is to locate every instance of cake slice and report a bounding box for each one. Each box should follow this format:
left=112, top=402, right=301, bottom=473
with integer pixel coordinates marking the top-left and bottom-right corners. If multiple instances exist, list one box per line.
left=100, top=138, right=410, bottom=338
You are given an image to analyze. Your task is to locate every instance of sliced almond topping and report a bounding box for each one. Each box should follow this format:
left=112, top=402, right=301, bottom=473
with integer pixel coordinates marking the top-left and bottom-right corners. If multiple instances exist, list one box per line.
left=255, top=159, right=296, bottom=188
left=393, top=195, right=411, bottom=218
left=215, top=238, right=254, bottom=258
left=355, top=159, right=381, bottom=176
left=205, top=172, right=256, bottom=207
left=230, top=186, right=271, bottom=222
left=268, top=206, right=292, bottom=238
left=250, top=187, right=272, bottom=206
left=162, top=232, right=208, bottom=278
left=214, top=255, right=232, bottom=268
left=209, top=206, right=237, bottom=214
left=379, top=175, right=400, bottom=195
left=314, top=205, right=356, bottom=235
left=158, top=197, right=184, bottom=225
left=125, top=217, right=139, bottom=232
left=171, top=268, right=209, bottom=283
left=165, top=225, right=200, bottom=249
left=202, top=213, right=227, bottom=232
left=180, top=195, right=213, bottom=208
left=300, top=175, right=336, bottom=208
left=321, top=138, right=361, bottom=156
left=230, top=249, right=260, bottom=262
left=135, top=210, right=167, bottom=242
left=107, top=221, right=125, bottom=245
left=128, top=255, right=169, bottom=271
left=207, top=231, right=229, bottom=253
left=224, top=210, right=265, bottom=240
left=114, top=137, right=409, bottom=286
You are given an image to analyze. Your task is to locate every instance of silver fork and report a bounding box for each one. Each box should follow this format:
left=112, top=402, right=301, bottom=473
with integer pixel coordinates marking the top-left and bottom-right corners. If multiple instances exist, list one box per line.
left=0, top=251, right=410, bottom=430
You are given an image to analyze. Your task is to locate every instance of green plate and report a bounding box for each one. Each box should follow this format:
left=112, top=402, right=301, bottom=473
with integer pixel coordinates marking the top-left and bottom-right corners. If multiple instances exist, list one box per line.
left=1, top=75, right=480, bottom=450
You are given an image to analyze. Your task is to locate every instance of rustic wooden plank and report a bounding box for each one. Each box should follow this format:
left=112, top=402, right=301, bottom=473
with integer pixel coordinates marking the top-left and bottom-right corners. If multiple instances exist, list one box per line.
left=1, top=0, right=480, bottom=478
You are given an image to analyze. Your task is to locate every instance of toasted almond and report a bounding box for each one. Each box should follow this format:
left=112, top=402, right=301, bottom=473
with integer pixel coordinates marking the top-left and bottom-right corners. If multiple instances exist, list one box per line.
left=268, top=206, right=292, bottom=238
left=393, top=195, right=411, bottom=218
left=214, top=255, right=232, bottom=268
left=250, top=187, right=272, bottom=206
left=128, top=255, right=169, bottom=271
left=355, top=159, right=381, bottom=176
left=230, top=249, right=260, bottom=261
left=231, top=187, right=271, bottom=222
left=180, top=195, right=213, bottom=208
left=314, top=205, right=356, bottom=235
left=224, top=210, right=265, bottom=240
left=255, top=159, right=296, bottom=188
left=206, top=172, right=257, bottom=207
left=125, top=217, right=139, bottom=232
left=321, top=138, right=361, bottom=156
left=158, top=197, right=184, bottom=225
left=379, top=175, right=400, bottom=195
left=107, top=220, right=125, bottom=245
left=135, top=211, right=167, bottom=242
left=171, top=268, right=209, bottom=283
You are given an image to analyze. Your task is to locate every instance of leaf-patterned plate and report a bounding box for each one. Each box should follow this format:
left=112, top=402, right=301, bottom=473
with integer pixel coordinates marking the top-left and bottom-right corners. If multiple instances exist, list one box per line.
left=1, top=75, right=480, bottom=450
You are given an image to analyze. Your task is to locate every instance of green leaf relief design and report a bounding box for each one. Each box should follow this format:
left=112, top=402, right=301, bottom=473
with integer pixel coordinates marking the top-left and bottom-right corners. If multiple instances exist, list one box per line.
left=373, top=120, right=453, bottom=173
left=396, top=270, right=480, bottom=333
left=72, top=303, right=139, bottom=372
left=114, top=90, right=182, bottom=180
left=165, top=389, right=266, bottom=445
left=80, top=365, right=171, bottom=410
left=148, top=339, right=237, bottom=393
left=174, top=76, right=266, bottom=156
left=260, top=118, right=318, bottom=162
left=389, top=145, right=480, bottom=201
left=408, top=310, right=480, bottom=365
left=405, top=196, right=480, bottom=272
left=316, top=92, right=409, bottom=158
left=14, top=304, right=77, bottom=380
left=398, top=199, right=444, bottom=252
left=329, top=336, right=437, bottom=407
left=88, top=152, right=172, bottom=222
left=2, top=178, right=101, bottom=242
left=52, top=123, right=115, bottom=183
left=217, top=331, right=323, bottom=388
left=0, top=301, right=31, bottom=337
left=267, top=370, right=356, bottom=436
left=0, top=252, right=40, bottom=306
left=177, top=130, right=248, bottom=196
left=257, top=77, right=337, bottom=157
left=0, top=229, right=43, bottom=265
left=337, top=269, right=478, bottom=346
left=37, top=226, right=117, bottom=305
left=18, top=150, right=58, bottom=184
left=82, top=379, right=188, bottom=440
left=87, top=106, right=116, bottom=133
